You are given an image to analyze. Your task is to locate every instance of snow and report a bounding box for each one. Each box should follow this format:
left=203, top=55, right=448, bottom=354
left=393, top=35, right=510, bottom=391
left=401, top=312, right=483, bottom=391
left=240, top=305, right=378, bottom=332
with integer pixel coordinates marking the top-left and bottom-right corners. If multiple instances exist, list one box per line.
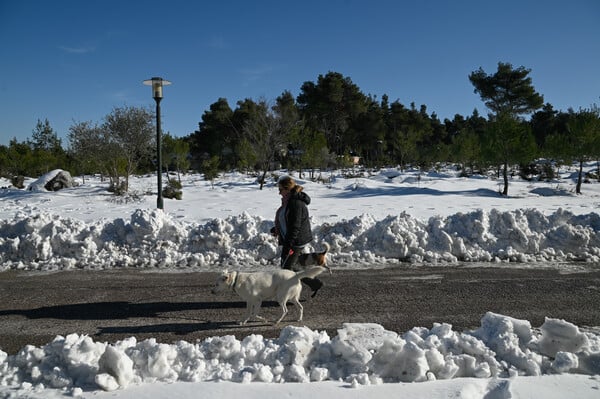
left=1, top=168, right=600, bottom=271
left=0, top=165, right=599, bottom=398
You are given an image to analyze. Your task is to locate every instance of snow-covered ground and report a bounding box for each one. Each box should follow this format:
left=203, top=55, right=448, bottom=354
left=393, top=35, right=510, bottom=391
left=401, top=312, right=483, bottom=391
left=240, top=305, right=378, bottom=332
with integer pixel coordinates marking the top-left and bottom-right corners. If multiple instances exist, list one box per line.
left=0, top=165, right=599, bottom=398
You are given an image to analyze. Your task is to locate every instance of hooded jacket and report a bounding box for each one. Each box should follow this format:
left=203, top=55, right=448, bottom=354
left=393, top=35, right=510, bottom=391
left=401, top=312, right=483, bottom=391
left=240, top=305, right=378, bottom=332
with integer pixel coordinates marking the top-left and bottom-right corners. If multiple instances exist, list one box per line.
left=278, top=190, right=313, bottom=249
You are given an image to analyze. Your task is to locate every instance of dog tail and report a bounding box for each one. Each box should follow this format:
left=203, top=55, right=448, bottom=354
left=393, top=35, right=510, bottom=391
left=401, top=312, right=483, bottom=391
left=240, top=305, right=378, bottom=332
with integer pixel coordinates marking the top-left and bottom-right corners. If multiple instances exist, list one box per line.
left=318, top=242, right=332, bottom=274
left=295, top=265, right=327, bottom=280
left=320, top=242, right=331, bottom=273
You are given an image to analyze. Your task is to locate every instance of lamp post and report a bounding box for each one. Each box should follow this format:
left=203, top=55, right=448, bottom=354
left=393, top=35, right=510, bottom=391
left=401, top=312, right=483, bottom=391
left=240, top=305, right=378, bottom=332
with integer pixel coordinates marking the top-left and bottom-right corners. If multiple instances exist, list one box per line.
left=143, top=77, right=171, bottom=210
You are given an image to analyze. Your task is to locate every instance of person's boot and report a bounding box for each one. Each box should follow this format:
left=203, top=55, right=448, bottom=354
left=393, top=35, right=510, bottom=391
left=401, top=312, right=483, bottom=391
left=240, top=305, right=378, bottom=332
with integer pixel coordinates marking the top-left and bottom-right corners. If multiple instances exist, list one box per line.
left=301, top=278, right=323, bottom=298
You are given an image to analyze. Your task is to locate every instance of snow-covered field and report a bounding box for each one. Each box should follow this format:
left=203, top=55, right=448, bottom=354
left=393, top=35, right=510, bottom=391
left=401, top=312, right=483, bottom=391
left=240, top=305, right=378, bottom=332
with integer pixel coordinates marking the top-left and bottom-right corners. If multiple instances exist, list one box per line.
left=0, top=165, right=599, bottom=398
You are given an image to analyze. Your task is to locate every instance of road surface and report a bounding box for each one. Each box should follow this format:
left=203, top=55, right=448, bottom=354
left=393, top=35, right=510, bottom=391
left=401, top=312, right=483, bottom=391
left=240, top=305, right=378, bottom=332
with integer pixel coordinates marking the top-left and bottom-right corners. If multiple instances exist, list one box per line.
left=1, top=265, right=599, bottom=354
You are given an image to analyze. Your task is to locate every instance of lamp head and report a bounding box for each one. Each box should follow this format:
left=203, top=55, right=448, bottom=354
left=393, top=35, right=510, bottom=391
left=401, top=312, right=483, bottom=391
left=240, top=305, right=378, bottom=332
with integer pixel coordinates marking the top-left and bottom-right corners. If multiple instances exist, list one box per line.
left=143, top=77, right=171, bottom=99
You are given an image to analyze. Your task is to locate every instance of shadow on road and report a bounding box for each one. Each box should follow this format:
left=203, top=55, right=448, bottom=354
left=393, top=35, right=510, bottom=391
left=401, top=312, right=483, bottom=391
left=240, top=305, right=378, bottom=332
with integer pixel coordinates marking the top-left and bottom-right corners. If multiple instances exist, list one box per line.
left=0, top=300, right=280, bottom=320
left=97, top=320, right=272, bottom=335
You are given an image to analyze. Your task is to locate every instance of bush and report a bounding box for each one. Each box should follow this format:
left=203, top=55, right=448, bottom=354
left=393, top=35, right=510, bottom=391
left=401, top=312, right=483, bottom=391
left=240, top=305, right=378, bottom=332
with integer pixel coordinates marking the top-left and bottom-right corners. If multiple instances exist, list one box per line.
left=108, top=180, right=128, bottom=195
left=519, top=162, right=555, bottom=181
left=11, top=175, right=25, bottom=189
left=163, top=179, right=182, bottom=200
left=540, top=163, right=556, bottom=181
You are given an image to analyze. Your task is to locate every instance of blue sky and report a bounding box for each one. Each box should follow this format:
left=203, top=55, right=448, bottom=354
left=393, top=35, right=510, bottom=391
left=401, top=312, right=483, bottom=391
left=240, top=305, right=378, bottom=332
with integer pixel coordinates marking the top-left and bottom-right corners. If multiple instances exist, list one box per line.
left=1, top=0, right=599, bottom=146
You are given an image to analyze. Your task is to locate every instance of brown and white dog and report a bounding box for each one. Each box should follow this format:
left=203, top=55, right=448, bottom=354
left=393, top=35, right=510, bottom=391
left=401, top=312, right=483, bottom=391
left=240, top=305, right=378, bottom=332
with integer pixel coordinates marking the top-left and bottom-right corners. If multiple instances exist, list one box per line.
left=292, top=242, right=331, bottom=272
left=211, top=266, right=328, bottom=325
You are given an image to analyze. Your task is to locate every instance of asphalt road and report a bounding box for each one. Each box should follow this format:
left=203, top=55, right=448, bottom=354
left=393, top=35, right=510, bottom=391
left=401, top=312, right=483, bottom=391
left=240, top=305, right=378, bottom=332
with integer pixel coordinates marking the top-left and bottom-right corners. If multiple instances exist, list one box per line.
left=1, top=265, right=600, bottom=355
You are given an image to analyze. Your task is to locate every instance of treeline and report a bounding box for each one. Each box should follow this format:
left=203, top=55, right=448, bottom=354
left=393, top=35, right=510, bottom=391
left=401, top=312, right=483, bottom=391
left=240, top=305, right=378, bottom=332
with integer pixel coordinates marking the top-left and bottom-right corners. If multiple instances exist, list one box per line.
left=1, top=63, right=599, bottom=195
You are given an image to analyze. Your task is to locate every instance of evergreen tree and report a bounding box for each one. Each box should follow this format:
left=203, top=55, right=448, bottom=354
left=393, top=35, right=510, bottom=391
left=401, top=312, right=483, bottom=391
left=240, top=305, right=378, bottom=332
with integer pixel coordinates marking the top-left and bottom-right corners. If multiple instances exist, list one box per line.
left=406, top=103, right=434, bottom=169
left=531, top=103, right=559, bottom=149
left=483, top=113, right=537, bottom=190
left=469, top=62, right=544, bottom=116
left=189, top=98, right=235, bottom=169
left=4, top=139, right=35, bottom=177
left=29, top=118, right=66, bottom=174
left=297, top=72, right=368, bottom=157
left=235, top=138, right=257, bottom=173
left=300, top=129, right=330, bottom=178
left=384, top=100, right=410, bottom=168
left=353, top=96, right=386, bottom=167
left=30, top=118, right=62, bottom=152
left=451, top=127, right=481, bottom=175
left=446, top=111, right=487, bottom=175
left=273, top=91, right=303, bottom=173
left=426, top=112, right=450, bottom=166
left=232, top=99, right=264, bottom=169
left=547, top=107, right=600, bottom=193
left=0, top=144, right=7, bottom=177
left=469, top=62, right=543, bottom=195
left=202, top=155, right=221, bottom=189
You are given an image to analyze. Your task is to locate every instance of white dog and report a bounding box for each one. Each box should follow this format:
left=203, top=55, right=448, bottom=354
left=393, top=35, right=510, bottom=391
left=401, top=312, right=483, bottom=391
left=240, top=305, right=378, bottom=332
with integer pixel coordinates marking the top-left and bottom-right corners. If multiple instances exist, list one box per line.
left=211, top=266, right=327, bottom=325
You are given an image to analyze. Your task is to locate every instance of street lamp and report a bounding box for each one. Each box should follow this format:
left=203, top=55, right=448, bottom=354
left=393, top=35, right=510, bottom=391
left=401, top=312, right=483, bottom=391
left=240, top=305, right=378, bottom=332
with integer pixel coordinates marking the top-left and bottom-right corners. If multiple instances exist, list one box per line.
left=143, top=77, right=171, bottom=210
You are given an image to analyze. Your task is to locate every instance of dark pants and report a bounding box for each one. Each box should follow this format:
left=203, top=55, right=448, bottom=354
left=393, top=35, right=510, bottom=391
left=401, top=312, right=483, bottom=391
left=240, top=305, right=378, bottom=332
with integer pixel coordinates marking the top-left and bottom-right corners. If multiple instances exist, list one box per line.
left=280, top=246, right=299, bottom=270
left=281, top=247, right=323, bottom=293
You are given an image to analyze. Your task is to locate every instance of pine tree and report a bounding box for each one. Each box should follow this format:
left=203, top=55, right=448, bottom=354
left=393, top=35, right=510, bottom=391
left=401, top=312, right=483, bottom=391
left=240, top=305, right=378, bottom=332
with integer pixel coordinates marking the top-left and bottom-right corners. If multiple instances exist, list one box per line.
left=469, top=62, right=543, bottom=195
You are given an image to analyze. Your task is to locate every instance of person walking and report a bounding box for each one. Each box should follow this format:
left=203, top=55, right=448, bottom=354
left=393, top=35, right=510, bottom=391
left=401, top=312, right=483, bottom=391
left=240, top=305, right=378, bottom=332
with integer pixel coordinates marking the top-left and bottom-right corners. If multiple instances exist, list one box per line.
left=271, top=175, right=323, bottom=297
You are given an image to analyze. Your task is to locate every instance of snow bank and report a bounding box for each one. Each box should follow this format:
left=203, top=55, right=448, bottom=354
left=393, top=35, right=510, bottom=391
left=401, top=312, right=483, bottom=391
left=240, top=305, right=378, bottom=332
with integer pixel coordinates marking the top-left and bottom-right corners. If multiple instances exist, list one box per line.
left=0, top=207, right=599, bottom=271
left=0, top=313, right=598, bottom=395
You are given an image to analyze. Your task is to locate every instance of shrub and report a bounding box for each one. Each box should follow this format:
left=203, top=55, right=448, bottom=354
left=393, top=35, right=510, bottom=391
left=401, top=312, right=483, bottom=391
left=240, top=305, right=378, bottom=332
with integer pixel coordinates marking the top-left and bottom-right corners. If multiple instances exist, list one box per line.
left=163, top=179, right=182, bottom=200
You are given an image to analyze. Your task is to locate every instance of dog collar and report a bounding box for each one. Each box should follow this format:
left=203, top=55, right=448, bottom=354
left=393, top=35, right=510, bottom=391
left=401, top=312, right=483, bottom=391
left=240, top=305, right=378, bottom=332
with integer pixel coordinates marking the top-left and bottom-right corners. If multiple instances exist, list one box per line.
left=231, top=272, right=239, bottom=291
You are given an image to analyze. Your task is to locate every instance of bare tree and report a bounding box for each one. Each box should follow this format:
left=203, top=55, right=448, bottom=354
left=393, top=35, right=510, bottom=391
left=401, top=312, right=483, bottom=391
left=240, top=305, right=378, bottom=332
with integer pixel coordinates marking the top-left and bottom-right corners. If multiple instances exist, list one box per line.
left=243, top=99, right=289, bottom=189
left=162, top=133, right=191, bottom=183
left=68, top=106, right=154, bottom=193
left=102, top=106, right=154, bottom=192
left=68, top=121, right=104, bottom=183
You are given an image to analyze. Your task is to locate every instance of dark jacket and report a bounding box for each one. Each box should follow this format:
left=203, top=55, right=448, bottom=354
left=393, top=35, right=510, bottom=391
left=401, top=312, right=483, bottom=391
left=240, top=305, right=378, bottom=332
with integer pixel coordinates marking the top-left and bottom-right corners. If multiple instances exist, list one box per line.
left=279, top=191, right=312, bottom=249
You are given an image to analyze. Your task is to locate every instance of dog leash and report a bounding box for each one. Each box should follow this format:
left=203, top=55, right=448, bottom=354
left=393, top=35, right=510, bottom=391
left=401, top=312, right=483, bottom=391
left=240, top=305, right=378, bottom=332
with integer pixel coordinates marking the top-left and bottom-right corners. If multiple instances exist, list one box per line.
left=281, top=248, right=294, bottom=268
left=230, top=271, right=239, bottom=292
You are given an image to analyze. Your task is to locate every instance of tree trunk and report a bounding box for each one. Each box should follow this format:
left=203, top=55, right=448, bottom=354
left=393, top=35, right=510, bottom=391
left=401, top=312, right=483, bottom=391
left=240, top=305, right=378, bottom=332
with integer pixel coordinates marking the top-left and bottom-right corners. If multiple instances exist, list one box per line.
left=259, top=169, right=268, bottom=190
left=576, top=159, right=583, bottom=194
left=502, top=162, right=509, bottom=196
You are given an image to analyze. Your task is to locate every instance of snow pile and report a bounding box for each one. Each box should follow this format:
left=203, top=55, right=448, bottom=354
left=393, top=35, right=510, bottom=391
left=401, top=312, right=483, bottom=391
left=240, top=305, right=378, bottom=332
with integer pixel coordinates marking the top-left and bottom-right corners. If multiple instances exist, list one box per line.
left=1, top=207, right=599, bottom=271
left=26, top=169, right=75, bottom=192
left=0, top=312, right=598, bottom=395
left=26, top=170, right=65, bottom=192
